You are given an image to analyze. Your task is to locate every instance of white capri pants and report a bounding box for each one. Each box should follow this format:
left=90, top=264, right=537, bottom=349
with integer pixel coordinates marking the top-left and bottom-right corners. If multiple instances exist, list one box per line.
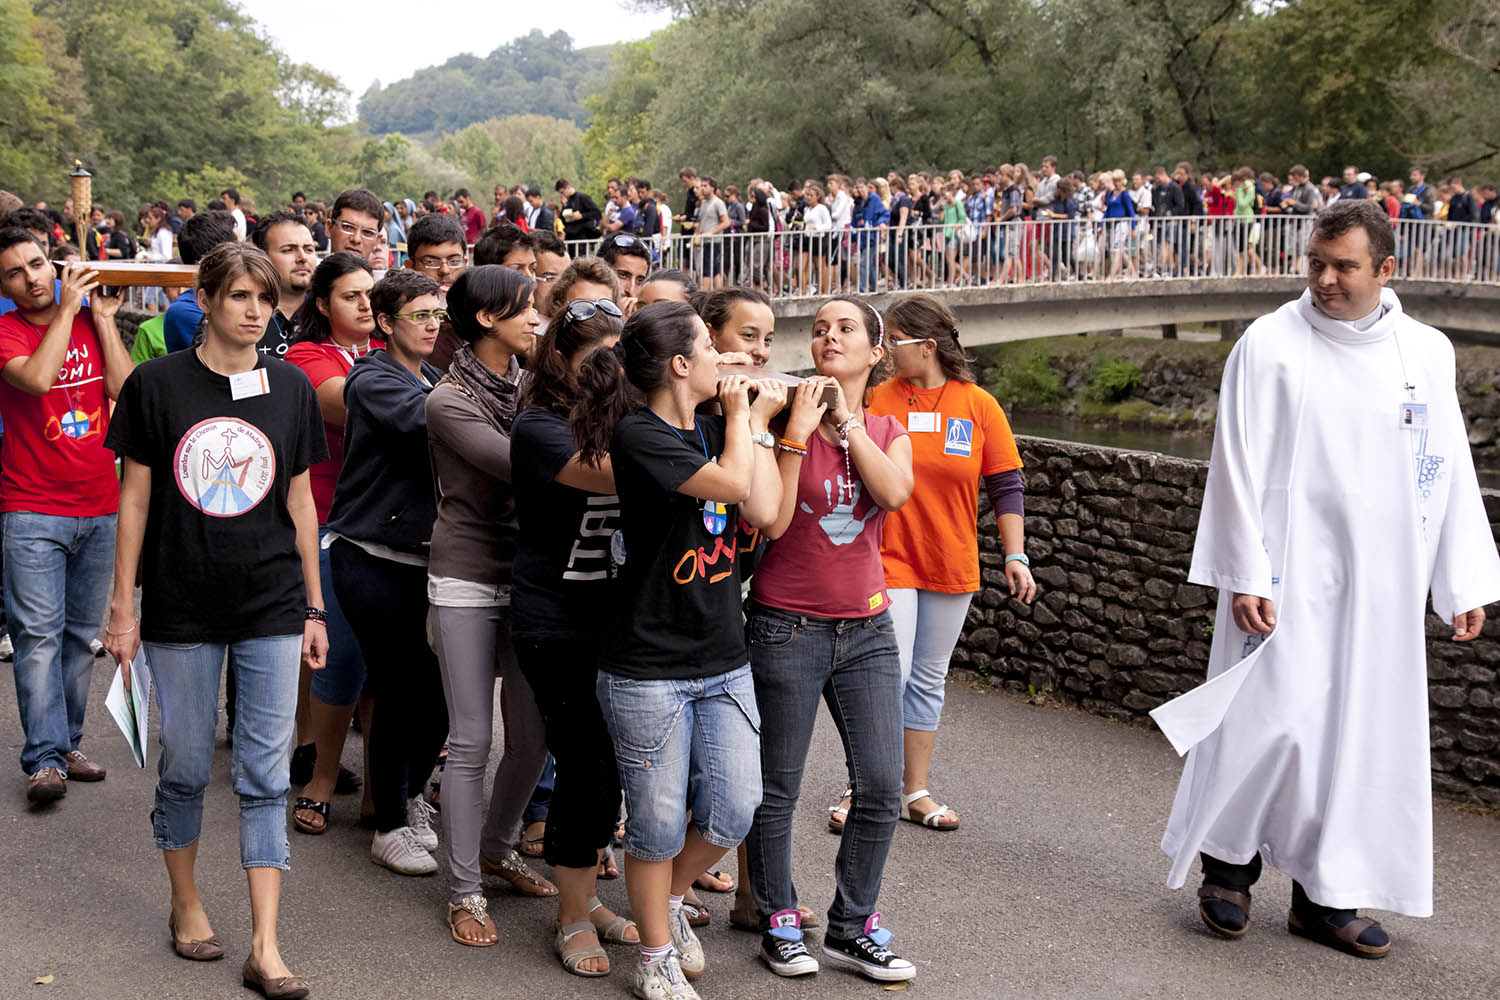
left=888, top=588, right=975, bottom=732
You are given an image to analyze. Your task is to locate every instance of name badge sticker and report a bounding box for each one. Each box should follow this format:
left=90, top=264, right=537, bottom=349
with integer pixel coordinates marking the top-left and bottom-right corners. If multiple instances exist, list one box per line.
left=907, top=411, right=939, bottom=433
left=229, top=369, right=271, bottom=401
left=1399, top=403, right=1428, bottom=429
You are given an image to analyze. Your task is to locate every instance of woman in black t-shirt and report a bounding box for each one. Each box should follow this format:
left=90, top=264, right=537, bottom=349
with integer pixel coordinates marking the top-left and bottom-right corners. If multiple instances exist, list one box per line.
left=568, top=301, right=784, bottom=997
left=510, top=299, right=635, bottom=976
left=103, top=243, right=327, bottom=999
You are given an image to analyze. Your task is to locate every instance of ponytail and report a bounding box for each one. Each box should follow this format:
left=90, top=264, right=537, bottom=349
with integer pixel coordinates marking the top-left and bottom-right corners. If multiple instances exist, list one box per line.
left=569, top=341, right=640, bottom=466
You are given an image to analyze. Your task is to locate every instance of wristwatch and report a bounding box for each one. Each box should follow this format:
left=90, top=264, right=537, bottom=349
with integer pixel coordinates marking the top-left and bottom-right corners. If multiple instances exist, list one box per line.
left=752, top=430, right=776, bottom=449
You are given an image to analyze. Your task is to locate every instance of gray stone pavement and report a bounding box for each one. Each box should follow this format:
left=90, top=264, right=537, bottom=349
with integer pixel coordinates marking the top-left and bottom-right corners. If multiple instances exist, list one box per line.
left=2, top=660, right=1497, bottom=1000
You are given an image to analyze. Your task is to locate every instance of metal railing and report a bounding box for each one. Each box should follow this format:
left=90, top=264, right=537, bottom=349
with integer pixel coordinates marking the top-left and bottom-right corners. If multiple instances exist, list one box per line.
left=565, top=217, right=1500, bottom=299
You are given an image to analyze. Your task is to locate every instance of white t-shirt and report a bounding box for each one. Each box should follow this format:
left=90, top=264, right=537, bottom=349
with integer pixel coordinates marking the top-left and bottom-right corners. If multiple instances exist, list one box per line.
left=829, top=190, right=853, bottom=229
left=230, top=207, right=247, bottom=240
left=805, top=204, right=833, bottom=232
left=1130, top=184, right=1153, bottom=214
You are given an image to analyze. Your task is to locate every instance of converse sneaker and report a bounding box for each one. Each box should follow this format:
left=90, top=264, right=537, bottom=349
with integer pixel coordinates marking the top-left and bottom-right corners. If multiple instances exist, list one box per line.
left=632, top=952, right=700, bottom=1000
left=371, top=826, right=438, bottom=876
left=407, top=794, right=438, bottom=852
left=669, top=900, right=705, bottom=979
left=821, top=913, right=915, bottom=982
left=761, top=908, right=818, bottom=977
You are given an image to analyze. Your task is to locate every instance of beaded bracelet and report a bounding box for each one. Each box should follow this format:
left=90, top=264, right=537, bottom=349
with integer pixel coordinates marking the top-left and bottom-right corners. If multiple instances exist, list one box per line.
left=304, top=607, right=329, bottom=624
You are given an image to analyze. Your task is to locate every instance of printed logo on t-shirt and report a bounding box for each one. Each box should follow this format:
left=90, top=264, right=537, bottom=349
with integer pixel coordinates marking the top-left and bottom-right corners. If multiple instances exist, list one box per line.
left=868, top=592, right=884, bottom=610
left=47, top=406, right=103, bottom=441
left=564, top=494, right=622, bottom=581
left=800, top=476, right=880, bottom=547
left=174, top=417, right=276, bottom=518
left=703, top=499, right=729, bottom=534
left=944, top=417, right=973, bottom=457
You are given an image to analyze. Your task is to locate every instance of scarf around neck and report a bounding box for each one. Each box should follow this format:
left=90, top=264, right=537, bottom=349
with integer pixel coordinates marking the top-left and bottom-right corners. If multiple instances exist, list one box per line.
left=440, top=345, right=520, bottom=433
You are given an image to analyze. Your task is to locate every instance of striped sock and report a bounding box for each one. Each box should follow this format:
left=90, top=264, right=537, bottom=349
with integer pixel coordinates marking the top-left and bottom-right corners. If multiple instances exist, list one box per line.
left=640, top=942, right=673, bottom=967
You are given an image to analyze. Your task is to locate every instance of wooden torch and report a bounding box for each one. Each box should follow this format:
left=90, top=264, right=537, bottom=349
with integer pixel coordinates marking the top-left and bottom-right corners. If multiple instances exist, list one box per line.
left=70, top=160, right=91, bottom=254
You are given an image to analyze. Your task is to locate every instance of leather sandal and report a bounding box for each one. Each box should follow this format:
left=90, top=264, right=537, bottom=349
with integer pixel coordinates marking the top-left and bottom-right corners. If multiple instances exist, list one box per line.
left=556, top=921, right=610, bottom=977
left=292, top=797, right=330, bottom=835
left=447, top=894, right=497, bottom=948
left=587, top=896, right=639, bottom=943
left=827, top=787, right=852, bottom=833
left=1198, top=884, right=1251, bottom=938
left=1287, top=908, right=1391, bottom=958
left=694, top=868, right=735, bottom=893
left=241, top=957, right=310, bottom=999
left=480, top=849, right=558, bottom=897
left=168, top=912, right=224, bottom=961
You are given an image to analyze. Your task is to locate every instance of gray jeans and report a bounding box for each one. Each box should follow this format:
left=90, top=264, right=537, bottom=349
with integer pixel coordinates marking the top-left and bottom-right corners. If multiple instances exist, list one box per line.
left=430, top=603, right=548, bottom=900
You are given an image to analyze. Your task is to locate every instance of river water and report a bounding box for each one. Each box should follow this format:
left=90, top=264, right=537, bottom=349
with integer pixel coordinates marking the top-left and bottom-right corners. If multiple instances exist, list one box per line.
left=1009, top=412, right=1500, bottom=489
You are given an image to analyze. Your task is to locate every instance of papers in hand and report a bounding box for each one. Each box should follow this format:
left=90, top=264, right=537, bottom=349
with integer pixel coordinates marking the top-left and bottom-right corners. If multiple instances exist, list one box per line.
left=104, top=649, right=152, bottom=768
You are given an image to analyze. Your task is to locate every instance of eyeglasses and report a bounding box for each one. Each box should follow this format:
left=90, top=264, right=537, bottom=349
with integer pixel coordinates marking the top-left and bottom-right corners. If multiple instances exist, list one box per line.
left=394, top=309, right=449, bottom=324
left=415, top=255, right=466, bottom=273
left=333, top=219, right=380, bottom=242
left=888, top=337, right=928, bottom=347
left=563, top=298, right=623, bottom=323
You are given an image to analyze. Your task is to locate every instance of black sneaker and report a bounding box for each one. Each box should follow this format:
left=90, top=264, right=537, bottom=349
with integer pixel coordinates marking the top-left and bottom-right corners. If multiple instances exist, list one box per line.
left=820, top=913, right=914, bottom=982
left=760, top=909, right=818, bottom=977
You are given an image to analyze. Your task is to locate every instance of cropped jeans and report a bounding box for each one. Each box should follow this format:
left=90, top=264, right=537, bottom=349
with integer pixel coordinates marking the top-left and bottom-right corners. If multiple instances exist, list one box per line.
left=744, top=603, right=903, bottom=939
left=147, top=635, right=300, bottom=868
left=3, top=511, right=115, bottom=775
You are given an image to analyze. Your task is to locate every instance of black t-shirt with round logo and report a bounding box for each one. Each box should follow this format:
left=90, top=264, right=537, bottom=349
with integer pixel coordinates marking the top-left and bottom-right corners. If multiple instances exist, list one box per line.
left=602, top=411, right=747, bottom=680
left=104, top=348, right=327, bottom=643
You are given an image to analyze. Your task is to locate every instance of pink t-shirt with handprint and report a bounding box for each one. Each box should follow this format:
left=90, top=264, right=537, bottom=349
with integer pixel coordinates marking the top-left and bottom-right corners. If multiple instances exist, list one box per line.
left=750, top=412, right=906, bottom=619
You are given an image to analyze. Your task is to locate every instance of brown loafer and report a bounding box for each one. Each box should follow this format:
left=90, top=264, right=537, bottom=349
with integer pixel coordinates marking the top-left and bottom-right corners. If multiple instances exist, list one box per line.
left=27, top=767, right=66, bottom=803
left=168, top=912, right=223, bottom=962
left=64, top=750, right=106, bottom=782
left=242, top=958, right=310, bottom=999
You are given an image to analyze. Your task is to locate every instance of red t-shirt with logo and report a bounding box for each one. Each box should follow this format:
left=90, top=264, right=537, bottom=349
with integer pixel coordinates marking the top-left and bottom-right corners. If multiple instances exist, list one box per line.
left=750, top=413, right=906, bottom=619
left=284, top=338, right=384, bottom=523
left=0, top=309, right=119, bottom=516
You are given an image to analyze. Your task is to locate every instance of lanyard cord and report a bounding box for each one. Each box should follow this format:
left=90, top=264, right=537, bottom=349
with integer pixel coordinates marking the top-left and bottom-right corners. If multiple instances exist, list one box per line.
left=652, top=410, right=708, bottom=459
left=25, top=318, right=84, bottom=418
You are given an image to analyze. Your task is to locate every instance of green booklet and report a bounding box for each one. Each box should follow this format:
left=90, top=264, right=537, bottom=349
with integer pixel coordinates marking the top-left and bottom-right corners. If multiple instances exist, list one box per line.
left=104, top=649, right=153, bottom=768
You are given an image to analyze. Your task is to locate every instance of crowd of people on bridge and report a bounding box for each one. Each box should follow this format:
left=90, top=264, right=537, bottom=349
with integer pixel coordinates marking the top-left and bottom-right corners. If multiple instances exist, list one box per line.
left=0, top=167, right=1494, bottom=1000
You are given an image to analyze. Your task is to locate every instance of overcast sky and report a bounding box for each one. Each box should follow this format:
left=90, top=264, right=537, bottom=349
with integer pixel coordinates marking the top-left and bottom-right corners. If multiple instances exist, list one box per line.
left=246, top=1, right=674, bottom=110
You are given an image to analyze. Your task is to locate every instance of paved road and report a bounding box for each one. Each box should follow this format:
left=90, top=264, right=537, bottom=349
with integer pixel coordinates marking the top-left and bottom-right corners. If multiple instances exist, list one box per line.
left=2, top=662, right=1496, bottom=1000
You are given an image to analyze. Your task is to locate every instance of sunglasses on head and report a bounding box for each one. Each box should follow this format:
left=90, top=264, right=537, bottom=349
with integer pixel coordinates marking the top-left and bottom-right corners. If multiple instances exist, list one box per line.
left=563, top=298, right=623, bottom=323
left=608, top=234, right=639, bottom=248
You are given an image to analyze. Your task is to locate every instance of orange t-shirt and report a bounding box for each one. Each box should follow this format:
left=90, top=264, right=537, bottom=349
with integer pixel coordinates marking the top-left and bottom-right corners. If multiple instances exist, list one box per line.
left=868, top=378, right=1022, bottom=593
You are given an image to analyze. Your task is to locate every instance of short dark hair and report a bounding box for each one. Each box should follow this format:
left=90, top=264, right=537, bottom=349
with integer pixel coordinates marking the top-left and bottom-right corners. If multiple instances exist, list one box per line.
left=250, top=210, right=310, bottom=251
left=525, top=186, right=541, bottom=198
left=2, top=208, right=52, bottom=241
left=206, top=199, right=227, bottom=212
left=598, top=233, right=651, bottom=268
left=221, top=188, right=240, bottom=203
left=647, top=268, right=700, bottom=298
left=530, top=228, right=566, bottom=257
left=406, top=213, right=466, bottom=256
left=446, top=265, right=536, bottom=345
left=473, top=223, right=534, bottom=267
left=554, top=178, right=572, bottom=192
left=177, top=210, right=238, bottom=265
left=679, top=167, right=697, bottom=179
left=177, top=198, right=196, bottom=212
left=1310, top=199, right=1396, bottom=269
left=453, top=188, right=471, bottom=200
left=291, top=191, right=306, bottom=201
left=0, top=227, right=45, bottom=260
left=331, top=188, right=382, bottom=225
left=371, top=269, right=441, bottom=327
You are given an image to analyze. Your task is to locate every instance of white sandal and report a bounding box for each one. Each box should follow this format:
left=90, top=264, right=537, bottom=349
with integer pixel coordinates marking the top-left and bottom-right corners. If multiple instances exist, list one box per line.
left=899, top=789, right=959, bottom=831
left=827, top=787, right=852, bottom=833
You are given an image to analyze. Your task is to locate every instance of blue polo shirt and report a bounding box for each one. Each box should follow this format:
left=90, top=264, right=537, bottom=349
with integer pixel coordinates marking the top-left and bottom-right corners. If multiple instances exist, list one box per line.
left=163, top=289, right=203, bottom=352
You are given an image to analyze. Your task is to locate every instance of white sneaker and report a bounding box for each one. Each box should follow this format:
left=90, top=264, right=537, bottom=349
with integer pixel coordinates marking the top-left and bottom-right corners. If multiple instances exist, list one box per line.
left=371, top=826, right=437, bottom=875
left=669, top=902, right=705, bottom=979
left=632, top=953, right=700, bottom=1000
left=0, top=633, right=12, bottom=661
left=407, top=794, right=438, bottom=852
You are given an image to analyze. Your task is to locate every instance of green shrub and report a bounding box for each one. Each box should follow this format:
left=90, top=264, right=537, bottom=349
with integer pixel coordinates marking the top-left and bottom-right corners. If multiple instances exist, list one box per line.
left=1081, top=358, right=1142, bottom=403
left=988, top=351, right=1065, bottom=406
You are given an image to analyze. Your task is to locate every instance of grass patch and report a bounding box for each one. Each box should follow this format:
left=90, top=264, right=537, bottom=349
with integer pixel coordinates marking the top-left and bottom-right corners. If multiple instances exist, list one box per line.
left=1080, top=358, right=1143, bottom=403
left=987, top=347, right=1065, bottom=406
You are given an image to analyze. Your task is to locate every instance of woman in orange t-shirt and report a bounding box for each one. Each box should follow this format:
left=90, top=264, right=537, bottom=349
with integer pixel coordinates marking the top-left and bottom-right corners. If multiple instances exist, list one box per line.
left=831, top=294, right=1035, bottom=833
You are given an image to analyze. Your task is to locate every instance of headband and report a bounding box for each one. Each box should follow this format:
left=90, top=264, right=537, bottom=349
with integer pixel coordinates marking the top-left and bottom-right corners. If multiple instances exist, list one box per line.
left=872, top=308, right=885, bottom=348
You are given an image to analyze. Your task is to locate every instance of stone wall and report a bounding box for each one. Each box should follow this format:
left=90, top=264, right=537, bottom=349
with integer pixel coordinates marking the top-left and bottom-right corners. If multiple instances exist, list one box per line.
left=956, top=435, right=1500, bottom=807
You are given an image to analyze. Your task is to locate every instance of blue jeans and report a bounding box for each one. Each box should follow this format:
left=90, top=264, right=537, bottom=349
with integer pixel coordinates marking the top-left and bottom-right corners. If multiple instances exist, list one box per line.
left=523, top=755, right=555, bottom=825
left=3, top=511, right=115, bottom=774
left=596, top=665, right=762, bottom=863
left=858, top=241, right=880, bottom=291
left=147, top=635, right=301, bottom=868
left=744, top=604, right=903, bottom=939
left=308, top=526, right=366, bottom=707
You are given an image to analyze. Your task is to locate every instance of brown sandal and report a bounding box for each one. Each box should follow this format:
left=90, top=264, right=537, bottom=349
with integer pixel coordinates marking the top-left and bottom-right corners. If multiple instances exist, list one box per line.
left=481, top=849, right=558, bottom=897
left=447, top=894, right=498, bottom=947
left=1198, top=884, right=1251, bottom=938
left=242, top=958, right=310, bottom=999
left=1287, top=908, right=1390, bottom=958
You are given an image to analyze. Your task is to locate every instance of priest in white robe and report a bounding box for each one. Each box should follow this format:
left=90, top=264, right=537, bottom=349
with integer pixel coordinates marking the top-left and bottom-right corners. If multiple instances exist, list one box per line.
left=1150, top=199, right=1500, bottom=959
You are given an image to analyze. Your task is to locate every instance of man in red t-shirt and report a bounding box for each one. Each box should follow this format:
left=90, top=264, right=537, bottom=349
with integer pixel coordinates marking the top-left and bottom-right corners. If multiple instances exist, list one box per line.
left=0, top=228, right=133, bottom=804
left=453, top=189, right=486, bottom=246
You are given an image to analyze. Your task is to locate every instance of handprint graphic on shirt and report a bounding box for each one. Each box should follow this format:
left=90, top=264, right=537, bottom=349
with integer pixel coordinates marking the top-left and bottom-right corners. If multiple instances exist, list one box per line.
left=800, top=475, right=880, bottom=546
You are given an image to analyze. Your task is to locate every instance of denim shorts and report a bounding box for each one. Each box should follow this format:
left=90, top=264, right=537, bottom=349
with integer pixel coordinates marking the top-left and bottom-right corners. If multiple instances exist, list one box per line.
left=596, top=664, right=763, bottom=862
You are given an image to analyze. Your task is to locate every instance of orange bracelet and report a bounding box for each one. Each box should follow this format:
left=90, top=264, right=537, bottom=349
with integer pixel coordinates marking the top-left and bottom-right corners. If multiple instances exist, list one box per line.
left=776, top=438, right=808, bottom=455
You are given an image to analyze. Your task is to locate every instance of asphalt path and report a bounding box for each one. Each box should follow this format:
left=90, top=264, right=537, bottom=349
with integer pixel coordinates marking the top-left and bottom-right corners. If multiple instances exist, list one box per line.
left=2, top=661, right=1496, bottom=999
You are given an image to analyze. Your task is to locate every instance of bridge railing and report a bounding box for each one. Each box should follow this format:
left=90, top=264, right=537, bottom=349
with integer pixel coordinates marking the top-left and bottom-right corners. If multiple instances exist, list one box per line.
left=566, top=217, right=1500, bottom=299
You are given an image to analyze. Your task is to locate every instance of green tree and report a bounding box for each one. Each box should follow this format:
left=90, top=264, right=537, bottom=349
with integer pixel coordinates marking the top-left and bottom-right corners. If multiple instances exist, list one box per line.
left=0, top=0, right=89, bottom=197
